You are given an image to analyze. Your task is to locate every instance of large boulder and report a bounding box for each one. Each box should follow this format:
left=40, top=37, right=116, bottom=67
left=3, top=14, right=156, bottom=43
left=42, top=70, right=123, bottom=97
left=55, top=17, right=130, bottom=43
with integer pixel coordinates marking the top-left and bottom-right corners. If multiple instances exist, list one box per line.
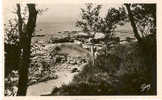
left=49, top=36, right=73, bottom=43
left=78, top=32, right=89, bottom=36
left=74, top=32, right=90, bottom=39
left=94, top=32, right=105, bottom=40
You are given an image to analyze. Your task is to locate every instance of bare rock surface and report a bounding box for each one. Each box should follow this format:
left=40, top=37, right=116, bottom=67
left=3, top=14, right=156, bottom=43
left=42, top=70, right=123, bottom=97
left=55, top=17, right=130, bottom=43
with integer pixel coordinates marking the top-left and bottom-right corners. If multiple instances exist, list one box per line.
left=27, top=39, right=89, bottom=96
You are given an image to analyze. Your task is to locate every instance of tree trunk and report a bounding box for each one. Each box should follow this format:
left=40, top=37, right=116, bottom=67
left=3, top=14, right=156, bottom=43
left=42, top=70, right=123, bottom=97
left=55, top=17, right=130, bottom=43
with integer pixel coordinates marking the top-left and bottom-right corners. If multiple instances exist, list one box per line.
left=90, top=32, right=96, bottom=66
left=17, top=4, right=37, bottom=96
left=125, top=4, right=142, bottom=42
left=90, top=44, right=95, bottom=65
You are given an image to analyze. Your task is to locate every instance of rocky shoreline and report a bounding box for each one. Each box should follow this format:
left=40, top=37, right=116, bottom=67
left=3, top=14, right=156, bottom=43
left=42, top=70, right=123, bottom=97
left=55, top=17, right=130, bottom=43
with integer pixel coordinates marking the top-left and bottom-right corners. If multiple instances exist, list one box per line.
left=5, top=30, right=137, bottom=96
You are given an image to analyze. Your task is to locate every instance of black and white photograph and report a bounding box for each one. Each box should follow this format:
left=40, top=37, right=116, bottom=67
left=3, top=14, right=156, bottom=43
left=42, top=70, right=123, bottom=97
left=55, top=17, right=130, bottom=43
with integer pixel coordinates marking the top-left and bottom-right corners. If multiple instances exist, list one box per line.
left=2, top=0, right=156, bottom=96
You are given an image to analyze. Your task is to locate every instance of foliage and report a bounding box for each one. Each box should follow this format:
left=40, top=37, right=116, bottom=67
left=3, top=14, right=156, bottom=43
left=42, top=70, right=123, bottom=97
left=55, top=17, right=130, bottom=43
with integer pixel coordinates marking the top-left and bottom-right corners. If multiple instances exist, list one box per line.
left=100, top=6, right=127, bottom=39
left=126, top=4, right=156, bottom=38
left=4, top=5, right=32, bottom=77
left=4, top=19, right=21, bottom=77
left=4, top=19, right=19, bottom=45
left=4, top=4, right=39, bottom=96
left=75, top=3, right=127, bottom=65
left=4, top=8, right=24, bottom=96
left=51, top=39, right=156, bottom=95
left=76, top=3, right=102, bottom=34
left=76, top=3, right=127, bottom=39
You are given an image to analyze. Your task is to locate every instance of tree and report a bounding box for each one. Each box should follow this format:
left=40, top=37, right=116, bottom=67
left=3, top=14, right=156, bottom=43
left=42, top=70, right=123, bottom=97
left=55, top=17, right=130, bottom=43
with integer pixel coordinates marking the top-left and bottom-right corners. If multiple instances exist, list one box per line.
left=124, top=3, right=156, bottom=94
left=16, top=4, right=38, bottom=96
left=131, top=4, right=156, bottom=37
left=125, top=4, right=142, bottom=42
left=76, top=3, right=102, bottom=35
left=124, top=4, right=156, bottom=41
left=100, top=6, right=126, bottom=41
left=76, top=4, right=127, bottom=65
left=76, top=3, right=102, bottom=65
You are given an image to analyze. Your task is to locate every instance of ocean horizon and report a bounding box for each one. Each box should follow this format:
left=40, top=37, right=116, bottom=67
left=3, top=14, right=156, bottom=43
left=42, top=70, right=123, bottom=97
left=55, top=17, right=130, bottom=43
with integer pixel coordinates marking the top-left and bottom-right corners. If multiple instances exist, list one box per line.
left=35, top=21, right=81, bottom=35
left=35, top=21, right=134, bottom=40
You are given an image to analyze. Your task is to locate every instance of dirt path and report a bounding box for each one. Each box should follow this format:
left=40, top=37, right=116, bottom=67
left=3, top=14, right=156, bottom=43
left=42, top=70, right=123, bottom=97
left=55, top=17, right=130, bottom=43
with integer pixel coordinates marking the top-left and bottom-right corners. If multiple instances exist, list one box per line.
left=27, top=71, right=75, bottom=95
left=27, top=63, right=87, bottom=96
left=27, top=43, right=89, bottom=96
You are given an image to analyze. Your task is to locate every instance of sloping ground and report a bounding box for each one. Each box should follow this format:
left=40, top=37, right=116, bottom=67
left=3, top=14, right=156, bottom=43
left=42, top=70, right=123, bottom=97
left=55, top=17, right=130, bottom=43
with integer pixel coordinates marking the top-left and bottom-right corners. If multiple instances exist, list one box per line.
left=51, top=38, right=156, bottom=95
left=56, top=43, right=90, bottom=57
left=27, top=64, right=87, bottom=96
left=26, top=42, right=90, bottom=96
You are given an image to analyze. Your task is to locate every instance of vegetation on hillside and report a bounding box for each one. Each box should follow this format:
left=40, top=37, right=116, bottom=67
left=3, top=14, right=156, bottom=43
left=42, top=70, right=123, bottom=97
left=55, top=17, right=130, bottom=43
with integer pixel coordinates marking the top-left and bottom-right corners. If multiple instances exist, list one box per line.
left=51, top=3, right=156, bottom=95
left=4, top=3, right=156, bottom=96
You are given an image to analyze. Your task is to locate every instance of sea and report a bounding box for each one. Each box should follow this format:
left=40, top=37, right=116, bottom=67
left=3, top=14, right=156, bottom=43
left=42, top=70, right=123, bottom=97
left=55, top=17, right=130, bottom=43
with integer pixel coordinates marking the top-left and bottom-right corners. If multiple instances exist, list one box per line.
left=35, top=21, right=80, bottom=35
left=35, top=21, right=135, bottom=41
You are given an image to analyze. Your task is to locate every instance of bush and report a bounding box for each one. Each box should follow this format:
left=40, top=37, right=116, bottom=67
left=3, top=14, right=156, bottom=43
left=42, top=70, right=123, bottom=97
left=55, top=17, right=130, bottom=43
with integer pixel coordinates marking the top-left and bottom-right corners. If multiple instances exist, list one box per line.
left=51, top=39, right=156, bottom=95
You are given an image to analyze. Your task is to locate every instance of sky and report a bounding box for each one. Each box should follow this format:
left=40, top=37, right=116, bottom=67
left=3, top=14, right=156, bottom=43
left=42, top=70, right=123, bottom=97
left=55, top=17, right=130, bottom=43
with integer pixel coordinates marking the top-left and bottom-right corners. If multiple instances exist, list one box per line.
left=2, top=0, right=122, bottom=24
left=2, top=1, right=132, bottom=35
